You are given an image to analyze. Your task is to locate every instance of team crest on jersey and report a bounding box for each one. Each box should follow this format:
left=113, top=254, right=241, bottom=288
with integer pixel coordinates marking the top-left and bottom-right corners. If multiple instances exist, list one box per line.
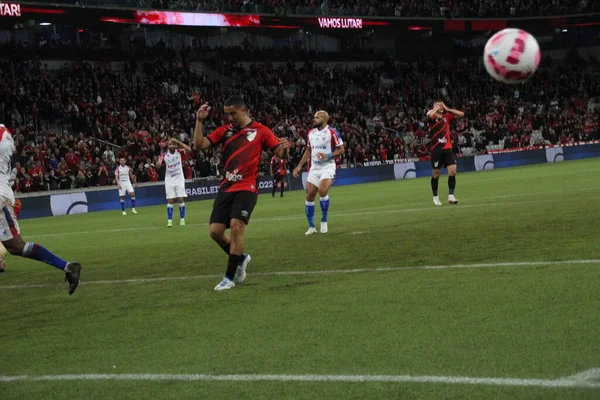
left=246, top=129, right=257, bottom=142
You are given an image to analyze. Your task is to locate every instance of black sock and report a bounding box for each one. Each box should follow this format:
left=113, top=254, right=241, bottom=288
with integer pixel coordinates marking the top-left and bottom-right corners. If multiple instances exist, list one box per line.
left=272, top=180, right=276, bottom=197
left=219, top=243, right=230, bottom=255
left=280, top=181, right=284, bottom=196
left=226, top=254, right=244, bottom=281
left=448, top=176, right=456, bottom=195
left=431, top=177, right=439, bottom=196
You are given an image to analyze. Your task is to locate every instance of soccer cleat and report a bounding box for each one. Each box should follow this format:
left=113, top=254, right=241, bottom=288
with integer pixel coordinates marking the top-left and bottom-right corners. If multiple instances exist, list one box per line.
left=122, top=211, right=127, bottom=216
left=320, top=222, right=328, bottom=234
left=64, top=263, right=82, bottom=295
left=180, top=219, right=185, bottom=226
left=167, top=220, right=173, bottom=227
left=214, top=277, right=235, bottom=291
left=433, top=196, right=442, bottom=206
left=448, top=195, right=458, bottom=204
left=132, top=208, right=138, bottom=214
left=234, top=254, right=251, bottom=284
left=305, top=227, right=317, bottom=235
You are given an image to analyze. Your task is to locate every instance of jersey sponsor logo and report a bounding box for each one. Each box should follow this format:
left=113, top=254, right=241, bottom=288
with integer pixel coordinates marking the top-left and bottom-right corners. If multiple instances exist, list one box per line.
left=225, top=169, right=243, bottom=182
left=246, top=129, right=257, bottom=142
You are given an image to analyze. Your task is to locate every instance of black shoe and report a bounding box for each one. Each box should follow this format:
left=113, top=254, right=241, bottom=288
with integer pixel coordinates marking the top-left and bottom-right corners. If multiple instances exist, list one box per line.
left=65, top=263, right=82, bottom=295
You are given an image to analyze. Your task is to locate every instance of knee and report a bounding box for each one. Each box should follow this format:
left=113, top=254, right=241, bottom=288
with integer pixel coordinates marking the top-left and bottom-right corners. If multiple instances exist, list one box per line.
left=449, top=170, right=457, bottom=177
left=229, top=220, right=245, bottom=239
left=306, top=193, right=317, bottom=202
left=318, top=189, right=328, bottom=198
left=209, top=226, right=225, bottom=242
left=432, top=171, right=441, bottom=179
left=4, top=239, right=24, bottom=256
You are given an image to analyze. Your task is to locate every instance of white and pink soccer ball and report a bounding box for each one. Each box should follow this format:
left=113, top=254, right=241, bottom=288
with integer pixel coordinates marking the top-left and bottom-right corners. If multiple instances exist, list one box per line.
left=483, top=28, right=541, bottom=84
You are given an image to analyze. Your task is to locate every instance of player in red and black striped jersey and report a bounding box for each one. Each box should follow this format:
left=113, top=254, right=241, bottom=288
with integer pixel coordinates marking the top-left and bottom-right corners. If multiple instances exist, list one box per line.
left=270, top=155, right=287, bottom=198
left=193, top=96, right=290, bottom=291
left=426, top=101, right=464, bottom=206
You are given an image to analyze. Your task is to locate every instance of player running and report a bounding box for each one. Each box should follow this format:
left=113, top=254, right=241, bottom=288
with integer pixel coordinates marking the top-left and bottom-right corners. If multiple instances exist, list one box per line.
left=0, top=124, right=81, bottom=294
left=293, top=110, right=344, bottom=235
left=115, top=157, right=138, bottom=215
left=193, top=97, right=290, bottom=291
left=270, top=155, right=287, bottom=198
left=156, top=138, right=192, bottom=227
left=426, top=101, right=464, bottom=206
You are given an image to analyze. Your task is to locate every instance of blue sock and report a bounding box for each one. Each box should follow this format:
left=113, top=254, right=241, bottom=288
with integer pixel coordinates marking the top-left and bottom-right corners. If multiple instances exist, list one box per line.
left=131, top=198, right=136, bottom=208
left=120, top=200, right=125, bottom=211
left=179, top=203, right=186, bottom=219
left=320, top=195, right=330, bottom=223
left=167, top=204, right=174, bottom=220
left=23, top=242, right=68, bottom=271
left=305, top=201, right=315, bottom=228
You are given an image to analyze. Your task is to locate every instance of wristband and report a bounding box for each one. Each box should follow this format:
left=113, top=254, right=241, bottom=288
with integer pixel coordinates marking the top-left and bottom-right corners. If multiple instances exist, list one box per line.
left=327, top=153, right=333, bottom=160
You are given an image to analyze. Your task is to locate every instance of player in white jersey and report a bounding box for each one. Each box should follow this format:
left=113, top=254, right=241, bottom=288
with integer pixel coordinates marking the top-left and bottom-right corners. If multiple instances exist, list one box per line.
left=115, top=158, right=138, bottom=215
left=156, top=138, right=192, bottom=227
left=293, top=110, right=345, bottom=235
left=0, top=124, right=81, bottom=294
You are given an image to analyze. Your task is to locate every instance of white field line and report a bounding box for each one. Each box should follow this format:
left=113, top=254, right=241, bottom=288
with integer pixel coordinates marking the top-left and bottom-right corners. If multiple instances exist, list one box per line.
left=0, top=373, right=599, bottom=389
left=1, top=259, right=598, bottom=291
left=23, top=194, right=595, bottom=239
left=565, top=368, right=600, bottom=382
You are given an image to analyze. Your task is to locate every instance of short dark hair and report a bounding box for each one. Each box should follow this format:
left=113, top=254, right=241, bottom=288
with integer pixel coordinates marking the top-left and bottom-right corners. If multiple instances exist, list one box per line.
left=224, top=96, right=247, bottom=109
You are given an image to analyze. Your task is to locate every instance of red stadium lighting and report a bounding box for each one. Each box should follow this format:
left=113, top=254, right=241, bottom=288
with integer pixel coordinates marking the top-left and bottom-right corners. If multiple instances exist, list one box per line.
left=408, top=26, right=432, bottom=31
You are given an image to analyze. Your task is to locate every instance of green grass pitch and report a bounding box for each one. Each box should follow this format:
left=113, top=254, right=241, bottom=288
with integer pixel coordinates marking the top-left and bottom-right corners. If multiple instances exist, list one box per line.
left=1, top=159, right=599, bottom=399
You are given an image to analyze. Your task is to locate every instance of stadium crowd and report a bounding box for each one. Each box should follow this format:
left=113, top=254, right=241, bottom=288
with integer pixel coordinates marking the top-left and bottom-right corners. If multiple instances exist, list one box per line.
left=1, top=43, right=599, bottom=192
left=28, top=0, right=600, bottom=17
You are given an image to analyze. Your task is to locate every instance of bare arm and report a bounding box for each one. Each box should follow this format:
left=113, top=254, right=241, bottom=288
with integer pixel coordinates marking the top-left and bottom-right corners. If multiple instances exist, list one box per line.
left=427, top=103, right=442, bottom=119
left=293, top=146, right=311, bottom=177
left=172, top=138, right=193, bottom=154
left=442, top=103, right=465, bottom=118
left=193, top=103, right=213, bottom=151
left=272, top=140, right=290, bottom=160
left=156, top=156, right=163, bottom=168
left=269, top=161, right=274, bottom=177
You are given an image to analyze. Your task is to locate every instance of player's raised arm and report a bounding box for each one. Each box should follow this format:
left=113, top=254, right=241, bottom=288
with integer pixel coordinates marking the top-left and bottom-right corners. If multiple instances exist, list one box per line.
left=193, top=103, right=214, bottom=151
left=441, top=102, right=465, bottom=118
left=156, top=153, right=164, bottom=168
left=427, top=102, right=442, bottom=119
left=172, top=138, right=193, bottom=154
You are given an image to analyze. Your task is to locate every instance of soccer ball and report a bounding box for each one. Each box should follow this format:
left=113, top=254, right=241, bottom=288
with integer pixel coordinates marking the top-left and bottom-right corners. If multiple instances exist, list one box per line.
left=483, top=29, right=541, bottom=84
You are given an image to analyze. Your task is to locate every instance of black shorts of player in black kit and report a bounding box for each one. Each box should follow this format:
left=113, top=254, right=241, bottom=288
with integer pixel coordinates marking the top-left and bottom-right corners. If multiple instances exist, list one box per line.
left=209, top=190, right=258, bottom=228
left=273, top=174, right=284, bottom=184
left=431, top=147, right=457, bottom=169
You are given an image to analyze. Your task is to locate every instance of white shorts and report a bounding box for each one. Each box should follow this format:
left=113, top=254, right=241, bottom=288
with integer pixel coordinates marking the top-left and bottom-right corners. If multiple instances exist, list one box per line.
left=0, top=204, right=20, bottom=242
left=118, top=182, right=135, bottom=197
left=165, top=182, right=187, bottom=199
left=306, top=166, right=336, bottom=188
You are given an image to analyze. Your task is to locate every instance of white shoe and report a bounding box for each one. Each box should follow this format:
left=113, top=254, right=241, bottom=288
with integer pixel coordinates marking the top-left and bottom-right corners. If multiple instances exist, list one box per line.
left=132, top=208, right=138, bottom=214
left=122, top=211, right=127, bottom=216
left=433, top=196, right=442, bottom=206
left=234, top=254, right=251, bottom=284
left=214, top=277, right=235, bottom=291
left=448, top=195, right=458, bottom=204
left=320, top=222, right=328, bottom=234
left=305, top=227, right=317, bottom=235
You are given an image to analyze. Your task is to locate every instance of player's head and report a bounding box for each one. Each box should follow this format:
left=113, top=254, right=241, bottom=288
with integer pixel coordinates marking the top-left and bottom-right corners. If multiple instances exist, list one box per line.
left=434, top=100, right=444, bottom=116
left=223, top=96, right=249, bottom=128
left=313, top=110, right=329, bottom=129
left=168, top=139, right=177, bottom=153
left=119, top=157, right=126, bottom=166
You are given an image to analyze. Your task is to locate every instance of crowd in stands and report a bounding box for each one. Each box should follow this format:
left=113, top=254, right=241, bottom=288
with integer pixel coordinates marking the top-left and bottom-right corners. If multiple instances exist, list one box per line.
left=1, top=42, right=599, bottom=193
left=29, top=0, right=600, bottom=17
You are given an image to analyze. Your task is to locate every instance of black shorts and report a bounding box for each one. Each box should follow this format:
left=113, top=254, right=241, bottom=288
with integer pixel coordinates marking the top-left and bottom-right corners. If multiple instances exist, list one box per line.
left=431, top=147, right=456, bottom=169
left=210, top=190, right=257, bottom=228
left=273, top=174, right=285, bottom=183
